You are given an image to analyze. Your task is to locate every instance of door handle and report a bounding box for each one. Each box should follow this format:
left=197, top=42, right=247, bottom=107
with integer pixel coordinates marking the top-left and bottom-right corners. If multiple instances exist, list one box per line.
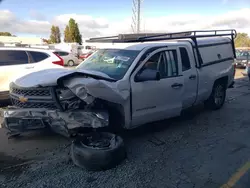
left=171, top=83, right=183, bottom=89
left=189, top=74, right=197, bottom=80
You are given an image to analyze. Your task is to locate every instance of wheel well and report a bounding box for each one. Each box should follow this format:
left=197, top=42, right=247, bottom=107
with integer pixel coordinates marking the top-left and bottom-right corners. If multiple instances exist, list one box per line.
left=215, top=76, right=228, bottom=88
left=101, top=100, right=125, bottom=132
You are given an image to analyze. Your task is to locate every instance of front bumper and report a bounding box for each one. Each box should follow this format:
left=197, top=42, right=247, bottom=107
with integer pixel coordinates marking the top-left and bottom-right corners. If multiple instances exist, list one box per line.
left=1, top=107, right=109, bottom=137
left=235, top=61, right=248, bottom=68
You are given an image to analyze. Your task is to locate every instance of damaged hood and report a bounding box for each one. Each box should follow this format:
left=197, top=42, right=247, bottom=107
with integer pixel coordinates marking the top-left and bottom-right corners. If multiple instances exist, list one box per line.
left=13, top=67, right=130, bottom=105
left=13, top=68, right=115, bottom=88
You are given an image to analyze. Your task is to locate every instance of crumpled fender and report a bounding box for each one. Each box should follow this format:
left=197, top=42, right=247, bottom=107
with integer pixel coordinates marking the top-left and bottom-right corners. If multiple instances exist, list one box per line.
left=63, top=77, right=130, bottom=105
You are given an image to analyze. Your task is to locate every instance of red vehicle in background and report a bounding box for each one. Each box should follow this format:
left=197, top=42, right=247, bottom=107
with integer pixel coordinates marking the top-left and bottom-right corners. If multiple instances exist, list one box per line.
left=79, top=50, right=95, bottom=61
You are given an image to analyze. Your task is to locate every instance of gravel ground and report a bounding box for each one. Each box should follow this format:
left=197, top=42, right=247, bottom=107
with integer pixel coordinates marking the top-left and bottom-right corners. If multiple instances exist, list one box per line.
left=1, top=70, right=250, bottom=188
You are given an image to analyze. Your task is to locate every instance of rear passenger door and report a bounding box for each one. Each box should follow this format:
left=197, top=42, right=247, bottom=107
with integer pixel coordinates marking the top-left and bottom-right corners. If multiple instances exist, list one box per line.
left=0, top=50, right=30, bottom=92
left=29, top=51, right=49, bottom=64
left=28, top=51, right=51, bottom=70
left=179, top=47, right=198, bottom=108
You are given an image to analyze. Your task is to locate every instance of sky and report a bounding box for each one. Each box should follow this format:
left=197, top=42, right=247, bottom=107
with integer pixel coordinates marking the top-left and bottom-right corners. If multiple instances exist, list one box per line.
left=0, top=0, right=250, bottom=39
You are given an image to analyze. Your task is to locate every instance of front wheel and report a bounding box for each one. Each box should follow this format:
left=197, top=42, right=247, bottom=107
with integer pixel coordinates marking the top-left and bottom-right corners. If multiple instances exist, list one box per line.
left=204, top=82, right=226, bottom=110
left=71, top=132, right=126, bottom=171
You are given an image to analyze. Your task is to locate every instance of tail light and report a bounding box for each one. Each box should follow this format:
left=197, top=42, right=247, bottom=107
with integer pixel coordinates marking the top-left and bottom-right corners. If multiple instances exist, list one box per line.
left=80, top=52, right=92, bottom=59
left=52, top=52, right=64, bottom=66
left=86, top=53, right=92, bottom=58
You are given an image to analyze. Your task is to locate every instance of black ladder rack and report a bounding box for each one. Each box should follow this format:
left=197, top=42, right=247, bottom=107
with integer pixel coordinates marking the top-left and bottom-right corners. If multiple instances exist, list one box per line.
left=86, top=29, right=237, bottom=43
left=86, top=29, right=237, bottom=65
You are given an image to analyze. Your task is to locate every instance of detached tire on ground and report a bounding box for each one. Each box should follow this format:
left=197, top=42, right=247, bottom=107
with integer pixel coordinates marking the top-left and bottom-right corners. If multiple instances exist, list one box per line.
left=71, top=132, right=126, bottom=171
left=204, top=81, right=226, bottom=110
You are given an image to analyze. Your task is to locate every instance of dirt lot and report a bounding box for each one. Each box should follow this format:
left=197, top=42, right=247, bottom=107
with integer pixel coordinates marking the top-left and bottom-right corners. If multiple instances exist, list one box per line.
left=1, top=69, right=250, bottom=188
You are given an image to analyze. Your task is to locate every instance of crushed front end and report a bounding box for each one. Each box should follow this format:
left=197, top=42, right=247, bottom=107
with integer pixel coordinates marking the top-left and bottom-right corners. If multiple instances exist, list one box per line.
left=1, top=83, right=109, bottom=137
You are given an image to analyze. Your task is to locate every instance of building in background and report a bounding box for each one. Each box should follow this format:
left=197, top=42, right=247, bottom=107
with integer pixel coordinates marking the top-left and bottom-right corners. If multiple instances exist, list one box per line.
left=0, top=36, right=44, bottom=46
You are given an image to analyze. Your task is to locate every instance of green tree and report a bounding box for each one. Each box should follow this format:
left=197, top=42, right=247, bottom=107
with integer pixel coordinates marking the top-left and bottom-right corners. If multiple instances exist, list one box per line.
left=234, top=33, right=250, bottom=47
left=55, top=26, right=61, bottom=43
left=74, top=23, right=82, bottom=44
left=64, top=25, right=71, bottom=42
left=50, top=25, right=61, bottom=43
left=0, top=32, right=12, bottom=36
left=64, top=18, right=82, bottom=44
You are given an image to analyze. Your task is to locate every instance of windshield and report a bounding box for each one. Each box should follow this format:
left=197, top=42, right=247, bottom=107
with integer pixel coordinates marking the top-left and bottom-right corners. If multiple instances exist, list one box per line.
left=236, top=51, right=250, bottom=58
left=77, top=49, right=140, bottom=80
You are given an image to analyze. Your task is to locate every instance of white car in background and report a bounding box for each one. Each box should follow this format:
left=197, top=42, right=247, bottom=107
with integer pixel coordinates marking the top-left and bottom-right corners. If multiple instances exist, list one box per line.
left=52, top=50, right=80, bottom=66
left=0, top=47, right=65, bottom=100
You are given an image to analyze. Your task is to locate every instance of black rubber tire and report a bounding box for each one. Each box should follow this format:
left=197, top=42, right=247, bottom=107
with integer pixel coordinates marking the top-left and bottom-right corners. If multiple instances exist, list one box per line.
left=71, top=132, right=126, bottom=171
left=68, top=60, right=74, bottom=67
left=204, top=82, right=226, bottom=110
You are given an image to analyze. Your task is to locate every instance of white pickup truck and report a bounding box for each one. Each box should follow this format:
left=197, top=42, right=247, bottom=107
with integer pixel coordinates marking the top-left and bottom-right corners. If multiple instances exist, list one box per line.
left=2, top=30, right=236, bottom=138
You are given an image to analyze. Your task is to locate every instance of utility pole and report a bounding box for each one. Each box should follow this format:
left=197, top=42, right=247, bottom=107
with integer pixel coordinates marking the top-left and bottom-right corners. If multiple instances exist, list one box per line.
left=137, top=0, right=141, bottom=33
left=131, top=0, right=143, bottom=33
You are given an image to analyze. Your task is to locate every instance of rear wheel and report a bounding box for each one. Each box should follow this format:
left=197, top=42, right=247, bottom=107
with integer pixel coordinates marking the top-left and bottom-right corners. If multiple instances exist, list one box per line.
left=204, top=82, right=226, bottom=110
left=68, top=60, right=74, bottom=67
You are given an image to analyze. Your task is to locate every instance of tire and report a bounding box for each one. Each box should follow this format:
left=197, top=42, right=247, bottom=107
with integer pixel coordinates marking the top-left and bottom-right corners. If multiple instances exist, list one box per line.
left=204, top=81, right=226, bottom=110
left=71, top=132, right=126, bottom=171
left=68, top=60, right=74, bottom=67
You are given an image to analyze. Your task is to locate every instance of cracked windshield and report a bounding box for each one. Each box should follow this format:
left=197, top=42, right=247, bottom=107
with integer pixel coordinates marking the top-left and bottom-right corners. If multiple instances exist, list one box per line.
left=0, top=0, right=250, bottom=187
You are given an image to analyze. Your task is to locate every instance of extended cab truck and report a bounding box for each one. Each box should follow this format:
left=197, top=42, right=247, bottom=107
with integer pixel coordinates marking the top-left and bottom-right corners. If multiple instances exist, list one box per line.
left=1, top=30, right=236, bottom=137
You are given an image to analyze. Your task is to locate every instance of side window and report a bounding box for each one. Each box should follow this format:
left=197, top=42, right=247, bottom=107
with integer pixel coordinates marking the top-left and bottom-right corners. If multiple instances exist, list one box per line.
left=243, top=52, right=248, bottom=57
left=180, top=47, right=191, bottom=71
left=0, top=50, right=28, bottom=66
left=139, top=50, right=178, bottom=78
left=29, top=51, right=49, bottom=63
left=60, top=52, right=69, bottom=56
left=143, top=52, right=161, bottom=71
left=53, top=51, right=60, bottom=55
left=165, top=50, right=178, bottom=77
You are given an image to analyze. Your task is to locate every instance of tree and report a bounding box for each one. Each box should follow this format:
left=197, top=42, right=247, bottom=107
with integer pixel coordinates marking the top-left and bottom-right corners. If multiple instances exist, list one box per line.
left=42, top=38, right=52, bottom=44
left=234, top=33, right=250, bottom=47
left=50, top=25, right=61, bottom=43
left=0, top=32, right=12, bottom=36
left=55, top=26, right=61, bottom=43
left=64, top=25, right=71, bottom=42
left=74, top=23, right=82, bottom=44
left=64, top=18, right=82, bottom=44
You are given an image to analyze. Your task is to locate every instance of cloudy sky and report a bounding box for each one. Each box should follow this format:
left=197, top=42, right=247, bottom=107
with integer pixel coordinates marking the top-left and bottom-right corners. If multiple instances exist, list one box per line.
left=0, top=0, right=250, bottom=39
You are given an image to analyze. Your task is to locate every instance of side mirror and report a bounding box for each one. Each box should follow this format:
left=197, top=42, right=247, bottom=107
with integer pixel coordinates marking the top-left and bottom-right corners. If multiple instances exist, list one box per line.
left=135, top=69, right=160, bottom=82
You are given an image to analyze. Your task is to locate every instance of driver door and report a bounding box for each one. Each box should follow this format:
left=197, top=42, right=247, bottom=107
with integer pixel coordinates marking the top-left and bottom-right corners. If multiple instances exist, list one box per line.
left=130, top=47, right=184, bottom=127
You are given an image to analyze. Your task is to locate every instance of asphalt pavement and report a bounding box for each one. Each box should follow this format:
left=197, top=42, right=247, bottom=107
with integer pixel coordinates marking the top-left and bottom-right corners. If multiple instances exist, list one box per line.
left=1, top=69, right=250, bottom=188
